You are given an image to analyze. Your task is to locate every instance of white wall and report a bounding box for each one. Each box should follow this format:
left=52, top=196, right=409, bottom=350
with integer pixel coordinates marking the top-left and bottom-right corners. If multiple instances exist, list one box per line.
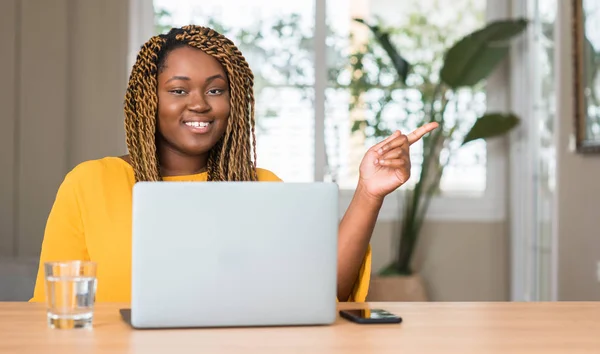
left=556, top=0, right=600, bottom=300
left=0, top=0, right=129, bottom=261
left=372, top=221, right=509, bottom=301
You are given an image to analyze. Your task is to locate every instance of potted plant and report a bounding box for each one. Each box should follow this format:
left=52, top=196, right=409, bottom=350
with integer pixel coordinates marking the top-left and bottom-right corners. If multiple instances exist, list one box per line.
left=347, top=16, right=528, bottom=301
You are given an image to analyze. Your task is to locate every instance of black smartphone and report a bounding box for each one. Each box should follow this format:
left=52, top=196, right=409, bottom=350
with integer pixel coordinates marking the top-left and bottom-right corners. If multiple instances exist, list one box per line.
left=339, top=309, right=402, bottom=324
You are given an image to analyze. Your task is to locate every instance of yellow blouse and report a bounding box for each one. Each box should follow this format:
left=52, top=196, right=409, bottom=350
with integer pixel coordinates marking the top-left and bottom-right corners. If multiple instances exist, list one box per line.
left=31, top=157, right=371, bottom=303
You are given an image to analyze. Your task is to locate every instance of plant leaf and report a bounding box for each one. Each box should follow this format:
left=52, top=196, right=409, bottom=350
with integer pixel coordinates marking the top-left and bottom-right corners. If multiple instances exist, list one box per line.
left=462, top=113, right=520, bottom=146
left=441, top=18, right=528, bottom=88
left=353, top=18, right=410, bottom=84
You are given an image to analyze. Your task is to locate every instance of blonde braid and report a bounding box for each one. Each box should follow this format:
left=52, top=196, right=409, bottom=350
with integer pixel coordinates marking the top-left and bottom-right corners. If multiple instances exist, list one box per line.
left=124, top=36, right=164, bottom=181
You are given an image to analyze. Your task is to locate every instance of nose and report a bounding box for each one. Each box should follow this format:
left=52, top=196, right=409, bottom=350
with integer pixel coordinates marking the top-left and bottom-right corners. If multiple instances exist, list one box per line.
left=187, top=91, right=210, bottom=113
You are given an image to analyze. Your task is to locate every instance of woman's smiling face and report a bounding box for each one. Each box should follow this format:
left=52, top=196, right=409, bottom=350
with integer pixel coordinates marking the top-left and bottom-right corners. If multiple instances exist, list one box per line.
left=156, top=46, right=231, bottom=158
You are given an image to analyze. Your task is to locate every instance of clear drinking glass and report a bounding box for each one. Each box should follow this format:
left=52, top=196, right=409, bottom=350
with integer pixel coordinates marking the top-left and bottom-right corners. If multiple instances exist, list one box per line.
left=44, top=261, right=97, bottom=329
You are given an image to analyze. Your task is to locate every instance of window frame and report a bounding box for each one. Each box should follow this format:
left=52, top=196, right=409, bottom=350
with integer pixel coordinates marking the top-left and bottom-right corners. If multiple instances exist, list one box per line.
left=327, top=0, right=508, bottom=222
left=509, top=0, right=559, bottom=302
left=132, top=0, right=509, bottom=222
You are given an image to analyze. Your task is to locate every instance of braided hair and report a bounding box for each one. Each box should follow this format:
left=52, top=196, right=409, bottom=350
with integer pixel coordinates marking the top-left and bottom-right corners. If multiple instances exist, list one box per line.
left=124, top=25, right=258, bottom=182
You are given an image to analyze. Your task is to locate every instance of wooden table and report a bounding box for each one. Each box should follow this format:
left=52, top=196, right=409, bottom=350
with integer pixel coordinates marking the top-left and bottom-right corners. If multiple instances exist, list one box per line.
left=1, top=302, right=599, bottom=353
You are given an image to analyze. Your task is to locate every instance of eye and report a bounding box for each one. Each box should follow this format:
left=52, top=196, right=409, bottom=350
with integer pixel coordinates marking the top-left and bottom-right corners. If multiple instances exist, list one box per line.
left=207, top=88, right=225, bottom=95
left=169, top=89, right=187, bottom=95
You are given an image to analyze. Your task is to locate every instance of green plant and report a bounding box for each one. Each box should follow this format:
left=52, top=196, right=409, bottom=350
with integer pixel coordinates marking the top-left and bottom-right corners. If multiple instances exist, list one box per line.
left=351, top=17, right=528, bottom=276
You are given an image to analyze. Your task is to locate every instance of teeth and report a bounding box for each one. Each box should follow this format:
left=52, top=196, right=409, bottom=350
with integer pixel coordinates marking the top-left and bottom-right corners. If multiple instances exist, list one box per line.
left=185, top=122, right=210, bottom=128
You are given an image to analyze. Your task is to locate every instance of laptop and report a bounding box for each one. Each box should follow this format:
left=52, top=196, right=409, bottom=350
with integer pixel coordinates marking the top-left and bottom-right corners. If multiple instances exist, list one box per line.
left=123, top=181, right=339, bottom=329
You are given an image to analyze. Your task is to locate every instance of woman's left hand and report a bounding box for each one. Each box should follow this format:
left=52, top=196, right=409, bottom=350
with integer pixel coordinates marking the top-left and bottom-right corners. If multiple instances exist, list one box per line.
left=357, top=122, right=439, bottom=200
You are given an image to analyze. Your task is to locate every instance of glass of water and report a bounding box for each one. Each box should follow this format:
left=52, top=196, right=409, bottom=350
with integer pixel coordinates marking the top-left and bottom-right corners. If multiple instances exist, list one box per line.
left=44, top=261, right=97, bottom=329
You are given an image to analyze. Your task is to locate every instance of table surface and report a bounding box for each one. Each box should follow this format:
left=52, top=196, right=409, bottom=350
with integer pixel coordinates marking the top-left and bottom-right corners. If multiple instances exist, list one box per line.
left=1, top=301, right=599, bottom=353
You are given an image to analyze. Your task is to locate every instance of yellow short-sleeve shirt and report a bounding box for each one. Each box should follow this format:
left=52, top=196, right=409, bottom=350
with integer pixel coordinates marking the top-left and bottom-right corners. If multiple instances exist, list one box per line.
left=31, top=157, right=371, bottom=303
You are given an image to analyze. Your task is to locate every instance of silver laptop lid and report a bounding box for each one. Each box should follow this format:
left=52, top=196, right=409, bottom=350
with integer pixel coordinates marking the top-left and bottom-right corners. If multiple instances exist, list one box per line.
left=130, top=181, right=338, bottom=328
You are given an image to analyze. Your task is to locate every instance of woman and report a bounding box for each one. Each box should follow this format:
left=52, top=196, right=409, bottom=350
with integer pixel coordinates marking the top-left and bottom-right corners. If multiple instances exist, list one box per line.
left=31, top=25, right=437, bottom=303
